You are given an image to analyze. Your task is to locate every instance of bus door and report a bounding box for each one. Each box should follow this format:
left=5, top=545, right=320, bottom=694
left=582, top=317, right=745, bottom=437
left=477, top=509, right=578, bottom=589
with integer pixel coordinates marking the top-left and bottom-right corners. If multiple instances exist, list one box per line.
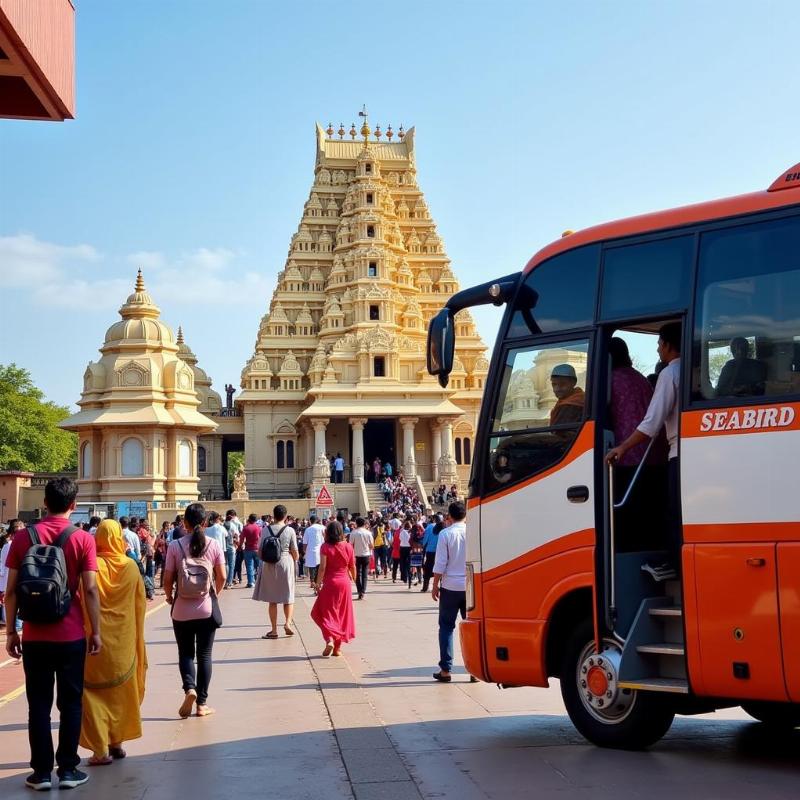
left=596, top=323, right=673, bottom=645
left=681, top=213, right=800, bottom=702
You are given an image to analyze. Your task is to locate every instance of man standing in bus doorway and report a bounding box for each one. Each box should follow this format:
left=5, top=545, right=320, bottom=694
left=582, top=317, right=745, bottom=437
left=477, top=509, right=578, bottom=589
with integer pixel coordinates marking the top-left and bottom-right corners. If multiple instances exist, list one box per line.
left=431, top=501, right=468, bottom=682
left=606, top=322, right=682, bottom=579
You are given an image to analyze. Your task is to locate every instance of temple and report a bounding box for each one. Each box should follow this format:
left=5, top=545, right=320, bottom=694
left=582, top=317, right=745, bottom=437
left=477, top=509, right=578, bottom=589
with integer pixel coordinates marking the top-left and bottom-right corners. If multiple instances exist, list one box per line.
left=233, top=115, right=489, bottom=506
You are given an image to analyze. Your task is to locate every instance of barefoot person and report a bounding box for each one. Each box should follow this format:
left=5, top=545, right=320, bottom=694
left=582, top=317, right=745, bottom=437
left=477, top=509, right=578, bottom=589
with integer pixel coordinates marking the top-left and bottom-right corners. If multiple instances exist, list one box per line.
left=310, top=521, right=356, bottom=657
left=80, top=520, right=147, bottom=766
left=253, top=505, right=298, bottom=639
left=164, top=503, right=226, bottom=718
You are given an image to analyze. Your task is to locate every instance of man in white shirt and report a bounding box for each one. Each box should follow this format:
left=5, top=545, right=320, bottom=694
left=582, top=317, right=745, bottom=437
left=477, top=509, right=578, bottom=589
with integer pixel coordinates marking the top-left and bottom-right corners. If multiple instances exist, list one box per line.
left=431, top=501, right=467, bottom=682
left=606, top=322, right=682, bottom=577
left=350, top=517, right=374, bottom=600
left=204, top=511, right=227, bottom=551
left=119, top=516, right=141, bottom=562
left=302, top=515, right=326, bottom=593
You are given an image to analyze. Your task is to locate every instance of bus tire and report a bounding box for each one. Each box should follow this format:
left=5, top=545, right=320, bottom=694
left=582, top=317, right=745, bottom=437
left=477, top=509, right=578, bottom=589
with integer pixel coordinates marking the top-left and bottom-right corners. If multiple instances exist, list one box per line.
left=742, top=702, right=800, bottom=728
left=560, top=619, right=675, bottom=750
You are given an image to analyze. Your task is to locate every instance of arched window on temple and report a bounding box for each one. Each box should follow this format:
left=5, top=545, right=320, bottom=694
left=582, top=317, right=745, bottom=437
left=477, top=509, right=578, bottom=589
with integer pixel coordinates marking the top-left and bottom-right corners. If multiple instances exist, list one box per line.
left=198, top=446, right=207, bottom=473
left=455, top=437, right=462, bottom=465
left=81, top=442, right=92, bottom=479
left=286, top=441, right=295, bottom=468
left=121, top=438, right=144, bottom=476
left=277, top=440, right=285, bottom=469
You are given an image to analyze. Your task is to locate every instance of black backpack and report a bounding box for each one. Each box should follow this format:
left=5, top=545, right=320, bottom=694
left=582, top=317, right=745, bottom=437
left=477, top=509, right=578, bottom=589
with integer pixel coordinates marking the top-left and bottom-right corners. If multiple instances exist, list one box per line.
left=16, top=524, right=78, bottom=623
left=260, top=524, right=287, bottom=564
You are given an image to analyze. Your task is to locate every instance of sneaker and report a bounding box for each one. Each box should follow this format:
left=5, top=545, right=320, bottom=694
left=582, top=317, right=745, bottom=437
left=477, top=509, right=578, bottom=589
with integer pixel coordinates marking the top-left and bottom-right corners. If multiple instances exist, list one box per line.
left=641, top=562, right=677, bottom=582
left=25, top=773, right=52, bottom=791
left=58, top=769, right=89, bottom=789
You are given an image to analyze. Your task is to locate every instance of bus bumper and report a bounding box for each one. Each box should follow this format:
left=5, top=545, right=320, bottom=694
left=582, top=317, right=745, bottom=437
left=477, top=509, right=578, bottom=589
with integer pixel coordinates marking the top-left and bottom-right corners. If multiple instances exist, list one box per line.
left=459, top=619, right=488, bottom=682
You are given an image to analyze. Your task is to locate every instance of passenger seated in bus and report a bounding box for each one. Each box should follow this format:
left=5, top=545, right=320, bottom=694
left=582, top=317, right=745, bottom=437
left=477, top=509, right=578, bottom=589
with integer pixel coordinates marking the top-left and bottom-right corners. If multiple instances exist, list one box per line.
left=716, top=337, right=767, bottom=397
left=549, top=364, right=585, bottom=426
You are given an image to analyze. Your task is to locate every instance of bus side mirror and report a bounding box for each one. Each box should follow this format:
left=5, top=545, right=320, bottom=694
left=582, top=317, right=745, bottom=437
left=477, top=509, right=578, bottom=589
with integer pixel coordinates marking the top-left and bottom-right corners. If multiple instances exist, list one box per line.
left=427, top=308, right=456, bottom=388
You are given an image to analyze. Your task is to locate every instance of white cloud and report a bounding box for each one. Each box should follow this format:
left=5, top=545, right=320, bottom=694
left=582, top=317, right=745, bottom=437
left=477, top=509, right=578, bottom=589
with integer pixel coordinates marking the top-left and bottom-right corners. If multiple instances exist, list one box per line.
left=0, top=233, right=275, bottom=314
left=0, top=233, right=100, bottom=288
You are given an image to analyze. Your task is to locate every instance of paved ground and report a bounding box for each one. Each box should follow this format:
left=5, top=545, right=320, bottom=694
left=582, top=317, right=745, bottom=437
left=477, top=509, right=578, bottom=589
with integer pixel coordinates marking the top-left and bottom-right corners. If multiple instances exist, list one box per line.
left=1, top=573, right=798, bottom=799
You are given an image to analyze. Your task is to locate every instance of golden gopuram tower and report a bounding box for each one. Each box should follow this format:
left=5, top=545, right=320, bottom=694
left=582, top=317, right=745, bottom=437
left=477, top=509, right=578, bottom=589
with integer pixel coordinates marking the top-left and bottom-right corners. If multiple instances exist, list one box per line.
left=238, top=114, right=489, bottom=508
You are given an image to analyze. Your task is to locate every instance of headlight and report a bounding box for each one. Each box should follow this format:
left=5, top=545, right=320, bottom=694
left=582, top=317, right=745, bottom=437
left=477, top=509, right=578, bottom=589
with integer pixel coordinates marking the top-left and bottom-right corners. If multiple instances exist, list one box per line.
left=465, top=562, right=475, bottom=611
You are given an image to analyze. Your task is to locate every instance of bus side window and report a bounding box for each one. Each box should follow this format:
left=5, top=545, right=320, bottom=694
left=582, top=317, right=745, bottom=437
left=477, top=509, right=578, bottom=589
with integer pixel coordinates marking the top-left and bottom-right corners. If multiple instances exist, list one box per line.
left=485, top=338, right=590, bottom=493
left=692, top=215, right=800, bottom=401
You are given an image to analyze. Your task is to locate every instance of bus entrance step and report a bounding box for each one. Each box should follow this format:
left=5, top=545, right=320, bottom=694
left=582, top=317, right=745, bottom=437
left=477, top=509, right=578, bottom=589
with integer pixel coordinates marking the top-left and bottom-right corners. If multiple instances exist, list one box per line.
left=649, top=606, right=683, bottom=617
left=618, top=678, right=689, bottom=694
left=636, top=642, right=685, bottom=656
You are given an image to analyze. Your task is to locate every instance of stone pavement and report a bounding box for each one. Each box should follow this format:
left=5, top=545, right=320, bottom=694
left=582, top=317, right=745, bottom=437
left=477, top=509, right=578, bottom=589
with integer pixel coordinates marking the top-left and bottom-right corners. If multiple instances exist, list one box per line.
left=1, top=573, right=799, bottom=799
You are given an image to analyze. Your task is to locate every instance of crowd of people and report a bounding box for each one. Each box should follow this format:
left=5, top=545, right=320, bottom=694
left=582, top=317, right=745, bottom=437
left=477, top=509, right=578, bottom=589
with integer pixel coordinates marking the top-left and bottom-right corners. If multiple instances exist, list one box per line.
left=1, top=475, right=469, bottom=792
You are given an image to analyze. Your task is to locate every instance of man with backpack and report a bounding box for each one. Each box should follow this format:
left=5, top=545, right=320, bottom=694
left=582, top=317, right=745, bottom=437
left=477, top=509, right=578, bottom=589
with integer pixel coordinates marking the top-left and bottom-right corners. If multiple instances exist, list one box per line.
left=3, top=477, right=102, bottom=791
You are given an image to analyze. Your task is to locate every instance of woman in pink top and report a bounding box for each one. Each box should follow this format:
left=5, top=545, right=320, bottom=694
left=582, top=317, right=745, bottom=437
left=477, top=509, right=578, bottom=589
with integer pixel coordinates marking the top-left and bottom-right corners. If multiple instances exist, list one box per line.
left=310, top=521, right=356, bottom=657
left=164, top=503, right=226, bottom=718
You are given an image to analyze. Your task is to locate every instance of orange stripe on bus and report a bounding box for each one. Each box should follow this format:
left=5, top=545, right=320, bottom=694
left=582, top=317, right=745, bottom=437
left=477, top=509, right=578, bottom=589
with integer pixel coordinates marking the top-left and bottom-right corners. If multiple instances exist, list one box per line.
left=682, top=403, right=800, bottom=438
left=684, top=521, right=800, bottom=544
left=470, top=422, right=595, bottom=508
left=480, top=529, right=594, bottom=582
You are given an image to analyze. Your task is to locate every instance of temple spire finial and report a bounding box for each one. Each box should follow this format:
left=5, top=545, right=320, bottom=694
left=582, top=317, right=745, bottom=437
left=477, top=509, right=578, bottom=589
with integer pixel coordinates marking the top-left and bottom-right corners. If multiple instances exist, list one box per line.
left=135, top=268, right=145, bottom=292
left=177, top=325, right=184, bottom=345
left=358, top=104, right=370, bottom=142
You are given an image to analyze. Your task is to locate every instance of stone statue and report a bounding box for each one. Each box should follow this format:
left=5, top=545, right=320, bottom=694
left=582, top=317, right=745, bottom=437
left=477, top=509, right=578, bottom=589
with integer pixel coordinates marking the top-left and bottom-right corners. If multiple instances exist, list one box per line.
left=225, top=383, right=235, bottom=409
left=233, top=468, right=246, bottom=493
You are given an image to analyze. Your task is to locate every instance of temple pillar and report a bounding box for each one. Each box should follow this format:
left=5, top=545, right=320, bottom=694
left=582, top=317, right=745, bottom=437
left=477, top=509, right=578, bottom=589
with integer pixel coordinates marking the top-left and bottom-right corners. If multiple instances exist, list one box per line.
left=349, top=417, right=367, bottom=481
left=431, top=421, right=442, bottom=482
left=437, top=416, right=458, bottom=483
left=399, top=417, right=418, bottom=478
left=311, top=419, right=329, bottom=480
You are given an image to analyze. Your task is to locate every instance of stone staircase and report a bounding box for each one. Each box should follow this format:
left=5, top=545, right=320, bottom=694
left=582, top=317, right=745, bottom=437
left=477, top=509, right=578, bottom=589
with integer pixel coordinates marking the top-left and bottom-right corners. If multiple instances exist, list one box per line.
left=363, top=482, right=385, bottom=513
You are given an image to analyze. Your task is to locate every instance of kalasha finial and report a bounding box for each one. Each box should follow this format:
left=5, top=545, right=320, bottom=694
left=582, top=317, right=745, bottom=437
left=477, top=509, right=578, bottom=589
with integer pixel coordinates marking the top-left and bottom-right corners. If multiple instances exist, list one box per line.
left=177, top=325, right=185, bottom=345
left=358, top=104, right=370, bottom=141
left=386, top=124, right=393, bottom=140
left=338, top=122, right=345, bottom=139
left=326, top=122, right=334, bottom=137
left=398, top=124, right=405, bottom=140
left=349, top=122, right=357, bottom=139
left=135, top=268, right=145, bottom=292
left=374, top=124, right=382, bottom=140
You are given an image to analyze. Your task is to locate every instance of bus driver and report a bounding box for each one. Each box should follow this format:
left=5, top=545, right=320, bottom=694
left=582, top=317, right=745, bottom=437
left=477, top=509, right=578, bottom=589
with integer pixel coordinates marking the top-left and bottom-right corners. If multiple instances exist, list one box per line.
left=549, top=364, right=585, bottom=425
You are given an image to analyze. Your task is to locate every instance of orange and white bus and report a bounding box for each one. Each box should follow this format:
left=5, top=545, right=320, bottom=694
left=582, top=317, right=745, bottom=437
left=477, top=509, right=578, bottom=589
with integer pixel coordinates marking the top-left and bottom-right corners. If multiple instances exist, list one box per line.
left=427, top=162, right=800, bottom=748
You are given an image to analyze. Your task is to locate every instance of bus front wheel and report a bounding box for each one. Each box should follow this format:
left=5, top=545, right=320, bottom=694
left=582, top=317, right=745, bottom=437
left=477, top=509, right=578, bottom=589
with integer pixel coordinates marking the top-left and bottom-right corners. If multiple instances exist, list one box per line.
left=560, top=620, right=675, bottom=750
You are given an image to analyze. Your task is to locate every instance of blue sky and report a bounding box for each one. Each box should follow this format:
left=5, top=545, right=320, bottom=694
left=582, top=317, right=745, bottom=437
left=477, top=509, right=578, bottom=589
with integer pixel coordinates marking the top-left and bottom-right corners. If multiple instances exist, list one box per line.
left=1, top=0, right=798, bottom=408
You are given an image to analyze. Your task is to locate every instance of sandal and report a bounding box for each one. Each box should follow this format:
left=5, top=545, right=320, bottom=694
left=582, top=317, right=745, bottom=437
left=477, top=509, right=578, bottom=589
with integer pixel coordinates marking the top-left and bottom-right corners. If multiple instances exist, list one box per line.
left=88, top=755, right=113, bottom=766
left=262, top=631, right=279, bottom=639
left=108, top=746, right=126, bottom=759
left=283, top=625, right=295, bottom=636
left=322, top=642, right=334, bottom=658
left=179, top=689, right=197, bottom=718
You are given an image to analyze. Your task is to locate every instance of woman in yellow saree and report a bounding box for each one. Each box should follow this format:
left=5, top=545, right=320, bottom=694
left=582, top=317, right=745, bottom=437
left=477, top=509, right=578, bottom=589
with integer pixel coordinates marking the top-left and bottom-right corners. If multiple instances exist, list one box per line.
left=80, top=519, right=147, bottom=765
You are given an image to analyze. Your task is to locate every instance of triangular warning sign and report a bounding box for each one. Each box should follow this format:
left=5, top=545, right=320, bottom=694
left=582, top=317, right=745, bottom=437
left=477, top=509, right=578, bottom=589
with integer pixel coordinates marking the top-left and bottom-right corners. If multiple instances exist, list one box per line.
left=316, top=485, right=334, bottom=506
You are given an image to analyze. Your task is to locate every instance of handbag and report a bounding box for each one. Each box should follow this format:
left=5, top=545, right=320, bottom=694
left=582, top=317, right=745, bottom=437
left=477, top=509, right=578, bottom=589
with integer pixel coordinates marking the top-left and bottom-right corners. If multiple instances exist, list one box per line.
left=209, top=586, right=223, bottom=629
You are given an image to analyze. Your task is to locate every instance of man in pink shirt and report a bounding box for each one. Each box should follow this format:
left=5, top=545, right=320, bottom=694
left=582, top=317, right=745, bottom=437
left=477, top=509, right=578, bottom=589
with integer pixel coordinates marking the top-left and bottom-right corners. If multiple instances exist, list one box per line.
left=4, top=478, right=101, bottom=791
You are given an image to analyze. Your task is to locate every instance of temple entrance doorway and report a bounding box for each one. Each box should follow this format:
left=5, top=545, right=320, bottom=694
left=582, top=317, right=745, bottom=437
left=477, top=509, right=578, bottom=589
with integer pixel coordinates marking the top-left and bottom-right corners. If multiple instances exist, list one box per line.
left=363, top=419, right=396, bottom=482
left=222, top=435, right=245, bottom=498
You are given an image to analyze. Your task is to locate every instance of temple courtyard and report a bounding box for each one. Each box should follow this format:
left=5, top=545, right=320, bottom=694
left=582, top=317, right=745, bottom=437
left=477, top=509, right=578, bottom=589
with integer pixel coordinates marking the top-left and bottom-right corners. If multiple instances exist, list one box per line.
left=0, top=580, right=796, bottom=800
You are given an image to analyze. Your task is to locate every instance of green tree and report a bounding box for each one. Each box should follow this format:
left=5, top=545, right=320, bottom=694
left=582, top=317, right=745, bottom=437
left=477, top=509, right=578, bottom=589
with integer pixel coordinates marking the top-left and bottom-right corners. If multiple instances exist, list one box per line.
left=0, top=363, right=78, bottom=472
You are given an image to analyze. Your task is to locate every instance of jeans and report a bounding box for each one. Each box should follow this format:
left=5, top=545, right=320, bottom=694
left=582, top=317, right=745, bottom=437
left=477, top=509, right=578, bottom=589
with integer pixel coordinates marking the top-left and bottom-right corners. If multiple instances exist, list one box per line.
left=243, top=550, right=259, bottom=585
left=374, top=545, right=388, bottom=574
left=225, top=548, right=235, bottom=586
left=234, top=550, right=243, bottom=582
left=355, top=556, right=370, bottom=596
left=335, top=470, right=344, bottom=483
left=22, top=639, right=86, bottom=776
left=422, top=551, right=437, bottom=591
left=144, top=556, right=154, bottom=580
left=172, top=617, right=217, bottom=705
left=399, top=547, right=411, bottom=583
left=438, top=588, right=466, bottom=673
